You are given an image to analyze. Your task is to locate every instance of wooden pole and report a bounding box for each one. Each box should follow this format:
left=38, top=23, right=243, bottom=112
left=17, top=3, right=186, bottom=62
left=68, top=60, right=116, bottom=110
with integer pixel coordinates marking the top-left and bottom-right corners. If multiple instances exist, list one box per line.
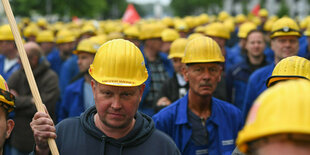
left=1, top=0, right=59, bottom=154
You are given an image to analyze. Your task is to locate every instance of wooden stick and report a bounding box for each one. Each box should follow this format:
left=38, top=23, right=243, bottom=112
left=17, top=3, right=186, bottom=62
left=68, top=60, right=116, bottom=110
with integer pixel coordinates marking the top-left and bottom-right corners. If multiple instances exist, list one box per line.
left=1, top=0, right=59, bottom=154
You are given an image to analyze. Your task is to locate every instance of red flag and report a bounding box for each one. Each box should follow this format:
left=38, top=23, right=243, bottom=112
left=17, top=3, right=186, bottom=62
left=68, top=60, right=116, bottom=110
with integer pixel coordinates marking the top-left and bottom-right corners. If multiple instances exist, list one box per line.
left=122, top=4, right=141, bottom=24
left=251, top=4, right=260, bottom=16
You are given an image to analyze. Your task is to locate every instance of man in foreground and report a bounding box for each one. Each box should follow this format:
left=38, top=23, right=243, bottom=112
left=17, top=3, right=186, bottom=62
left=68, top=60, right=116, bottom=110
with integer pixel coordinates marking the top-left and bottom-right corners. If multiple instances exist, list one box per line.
left=30, top=39, right=180, bottom=155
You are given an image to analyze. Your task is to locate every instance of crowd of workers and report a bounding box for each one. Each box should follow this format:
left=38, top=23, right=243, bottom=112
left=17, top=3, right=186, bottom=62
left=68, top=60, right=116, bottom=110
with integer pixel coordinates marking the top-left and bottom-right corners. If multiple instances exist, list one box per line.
left=0, top=8, right=309, bottom=155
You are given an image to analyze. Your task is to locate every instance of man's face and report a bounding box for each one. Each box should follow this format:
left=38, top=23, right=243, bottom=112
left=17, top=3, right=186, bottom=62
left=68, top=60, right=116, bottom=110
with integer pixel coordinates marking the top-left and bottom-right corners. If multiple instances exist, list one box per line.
left=171, top=57, right=185, bottom=74
left=0, top=41, right=15, bottom=55
left=183, top=63, right=222, bottom=97
left=271, top=36, right=299, bottom=63
left=39, top=42, right=54, bottom=55
left=91, top=81, right=144, bottom=129
left=161, top=41, right=172, bottom=53
left=255, top=134, right=310, bottom=155
left=146, top=38, right=162, bottom=52
left=0, top=107, right=14, bottom=152
left=77, top=52, right=95, bottom=72
left=57, top=42, right=75, bottom=55
left=246, top=32, right=266, bottom=57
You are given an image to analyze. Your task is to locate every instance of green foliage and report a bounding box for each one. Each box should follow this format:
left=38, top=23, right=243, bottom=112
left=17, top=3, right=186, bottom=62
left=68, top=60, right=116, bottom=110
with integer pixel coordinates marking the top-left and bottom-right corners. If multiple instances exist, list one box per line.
left=10, top=0, right=109, bottom=18
left=241, top=0, right=248, bottom=14
left=170, top=0, right=223, bottom=17
left=277, top=1, right=289, bottom=17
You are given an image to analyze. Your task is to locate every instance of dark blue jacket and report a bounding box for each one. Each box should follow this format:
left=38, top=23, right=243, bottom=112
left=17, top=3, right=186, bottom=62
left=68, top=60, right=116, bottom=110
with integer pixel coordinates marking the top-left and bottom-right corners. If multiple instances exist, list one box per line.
left=242, top=63, right=274, bottom=120
left=153, top=94, right=242, bottom=155
left=0, top=55, right=20, bottom=80
left=59, top=55, right=79, bottom=98
left=58, top=77, right=85, bottom=122
left=46, top=48, right=63, bottom=75
left=140, top=52, right=174, bottom=116
left=225, top=45, right=244, bottom=73
left=55, top=106, right=180, bottom=155
left=226, top=58, right=269, bottom=110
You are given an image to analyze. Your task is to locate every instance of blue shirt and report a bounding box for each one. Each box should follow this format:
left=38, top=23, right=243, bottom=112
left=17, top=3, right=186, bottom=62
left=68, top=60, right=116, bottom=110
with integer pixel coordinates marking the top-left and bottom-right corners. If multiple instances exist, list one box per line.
left=153, top=94, right=242, bottom=155
left=242, top=63, right=275, bottom=120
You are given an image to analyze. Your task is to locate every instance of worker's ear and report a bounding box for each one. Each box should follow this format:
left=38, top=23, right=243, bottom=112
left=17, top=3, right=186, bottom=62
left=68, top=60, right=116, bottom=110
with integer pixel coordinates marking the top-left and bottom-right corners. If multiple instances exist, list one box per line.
left=182, top=66, right=189, bottom=82
left=91, top=79, right=97, bottom=95
left=138, top=84, right=145, bottom=102
left=5, top=119, right=14, bottom=139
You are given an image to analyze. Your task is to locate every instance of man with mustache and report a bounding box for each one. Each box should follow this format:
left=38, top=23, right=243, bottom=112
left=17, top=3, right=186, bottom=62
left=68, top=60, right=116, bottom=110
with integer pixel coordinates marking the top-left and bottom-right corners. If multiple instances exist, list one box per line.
left=153, top=37, right=242, bottom=155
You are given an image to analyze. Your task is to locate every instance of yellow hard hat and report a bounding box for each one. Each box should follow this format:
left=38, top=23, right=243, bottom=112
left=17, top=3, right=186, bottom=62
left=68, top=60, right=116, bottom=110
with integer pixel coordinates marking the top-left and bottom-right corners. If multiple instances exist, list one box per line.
left=187, top=33, right=205, bottom=41
left=107, top=32, right=123, bottom=41
left=223, top=18, right=235, bottom=32
left=258, top=9, right=269, bottom=17
left=237, top=79, right=310, bottom=153
left=73, top=39, right=99, bottom=54
left=81, top=24, right=96, bottom=35
left=36, top=30, right=55, bottom=43
left=182, top=36, right=225, bottom=63
left=235, top=14, right=247, bottom=24
left=23, top=24, right=40, bottom=38
left=218, top=11, right=230, bottom=22
left=194, top=26, right=205, bottom=33
left=184, top=16, right=196, bottom=29
left=161, top=28, right=180, bottom=42
left=266, top=56, right=310, bottom=87
left=270, top=17, right=301, bottom=39
left=161, top=17, right=174, bottom=27
left=168, top=38, right=188, bottom=59
left=37, top=18, right=48, bottom=27
left=238, top=22, right=257, bottom=38
left=263, top=19, right=274, bottom=32
left=88, top=35, right=107, bottom=45
left=0, top=75, right=15, bottom=112
left=123, top=25, right=140, bottom=39
left=197, top=13, right=209, bottom=25
left=0, top=25, right=14, bottom=41
left=251, top=16, right=262, bottom=26
left=300, top=19, right=308, bottom=30
left=89, top=39, right=148, bottom=86
left=174, top=20, right=189, bottom=32
left=304, top=24, right=310, bottom=36
left=139, top=23, right=166, bottom=40
left=56, top=29, right=76, bottom=44
left=205, top=22, right=230, bottom=39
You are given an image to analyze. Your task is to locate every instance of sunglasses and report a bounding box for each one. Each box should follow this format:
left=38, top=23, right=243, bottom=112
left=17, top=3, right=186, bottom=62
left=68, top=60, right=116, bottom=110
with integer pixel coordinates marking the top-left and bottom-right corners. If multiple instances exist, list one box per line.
left=0, top=89, right=15, bottom=102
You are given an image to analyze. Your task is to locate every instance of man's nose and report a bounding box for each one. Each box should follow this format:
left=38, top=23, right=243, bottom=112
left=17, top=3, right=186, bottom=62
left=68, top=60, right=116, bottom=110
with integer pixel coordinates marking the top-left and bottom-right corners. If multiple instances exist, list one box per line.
left=111, top=96, right=122, bottom=110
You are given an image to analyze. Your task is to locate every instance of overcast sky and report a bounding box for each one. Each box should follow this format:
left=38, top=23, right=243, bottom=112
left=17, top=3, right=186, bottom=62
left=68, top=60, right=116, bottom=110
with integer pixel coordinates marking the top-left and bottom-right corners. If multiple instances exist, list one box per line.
left=127, top=0, right=172, bottom=6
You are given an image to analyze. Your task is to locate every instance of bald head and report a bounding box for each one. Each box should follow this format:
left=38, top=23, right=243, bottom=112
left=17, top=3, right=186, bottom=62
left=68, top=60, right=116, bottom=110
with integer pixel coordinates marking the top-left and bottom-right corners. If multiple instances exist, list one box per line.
left=24, top=41, right=43, bottom=68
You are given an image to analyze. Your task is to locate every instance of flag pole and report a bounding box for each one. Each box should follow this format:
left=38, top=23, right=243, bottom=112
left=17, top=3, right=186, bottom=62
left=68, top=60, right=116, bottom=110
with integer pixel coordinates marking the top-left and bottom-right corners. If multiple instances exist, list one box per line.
left=0, top=0, right=59, bottom=154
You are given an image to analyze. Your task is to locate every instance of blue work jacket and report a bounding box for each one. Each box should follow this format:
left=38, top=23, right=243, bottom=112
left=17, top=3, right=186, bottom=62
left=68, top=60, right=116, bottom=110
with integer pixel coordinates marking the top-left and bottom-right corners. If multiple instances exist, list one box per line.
left=46, top=48, right=63, bottom=75
left=58, top=77, right=85, bottom=122
left=59, top=55, right=79, bottom=98
left=153, top=94, right=242, bottom=155
left=0, top=55, right=20, bottom=80
left=242, top=63, right=275, bottom=120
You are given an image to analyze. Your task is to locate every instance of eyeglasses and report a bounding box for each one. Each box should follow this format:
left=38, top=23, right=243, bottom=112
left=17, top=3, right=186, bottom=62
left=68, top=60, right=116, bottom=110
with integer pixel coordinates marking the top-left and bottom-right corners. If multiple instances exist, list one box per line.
left=0, top=89, right=15, bottom=102
left=271, top=27, right=300, bottom=35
